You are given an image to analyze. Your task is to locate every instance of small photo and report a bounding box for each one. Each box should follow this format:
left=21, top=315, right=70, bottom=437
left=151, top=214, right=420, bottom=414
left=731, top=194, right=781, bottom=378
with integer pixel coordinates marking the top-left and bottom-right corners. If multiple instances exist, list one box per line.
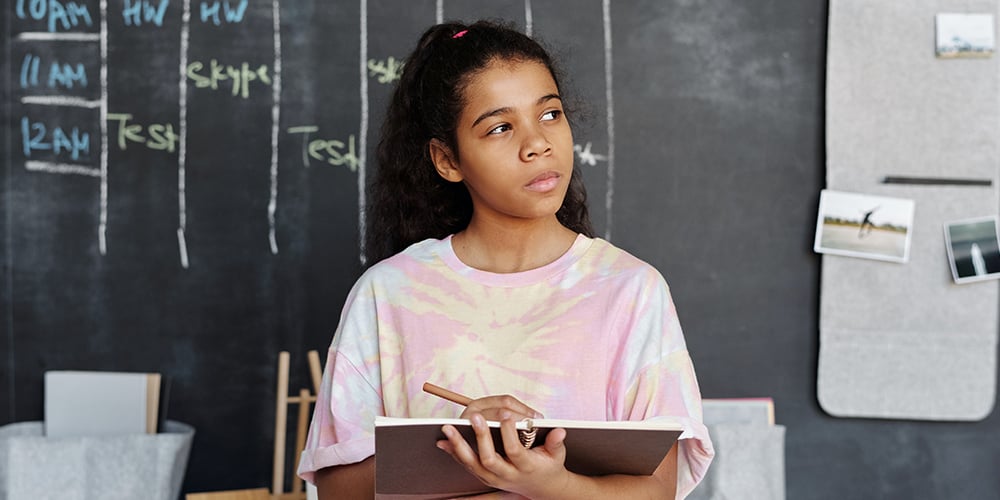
left=814, top=190, right=915, bottom=263
left=944, top=216, right=1000, bottom=284
left=936, top=13, right=995, bottom=58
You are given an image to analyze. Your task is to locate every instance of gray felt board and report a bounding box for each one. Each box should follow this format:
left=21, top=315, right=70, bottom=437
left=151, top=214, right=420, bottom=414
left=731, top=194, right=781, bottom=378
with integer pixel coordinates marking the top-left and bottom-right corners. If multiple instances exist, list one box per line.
left=821, top=0, right=999, bottom=421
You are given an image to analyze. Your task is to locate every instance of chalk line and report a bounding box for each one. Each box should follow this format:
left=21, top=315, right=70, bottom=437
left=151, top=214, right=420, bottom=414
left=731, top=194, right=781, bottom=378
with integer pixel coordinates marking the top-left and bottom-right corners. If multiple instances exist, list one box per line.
left=16, top=32, right=100, bottom=42
left=524, top=0, right=532, bottom=36
left=602, top=0, right=616, bottom=241
left=26, top=161, right=102, bottom=177
left=177, top=229, right=189, bottom=268
left=20, top=96, right=102, bottom=108
left=99, top=0, right=108, bottom=255
left=268, top=0, right=282, bottom=255
left=178, top=0, right=191, bottom=269
left=358, top=0, right=369, bottom=265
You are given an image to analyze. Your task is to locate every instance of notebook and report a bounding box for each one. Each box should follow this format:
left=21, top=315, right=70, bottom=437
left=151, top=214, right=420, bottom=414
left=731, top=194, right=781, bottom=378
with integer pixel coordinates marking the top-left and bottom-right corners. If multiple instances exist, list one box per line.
left=374, top=416, right=682, bottom=499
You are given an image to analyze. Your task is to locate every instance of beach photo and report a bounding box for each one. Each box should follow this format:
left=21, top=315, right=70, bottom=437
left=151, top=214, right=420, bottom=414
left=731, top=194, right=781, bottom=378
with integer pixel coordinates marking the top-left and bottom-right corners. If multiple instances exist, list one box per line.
left=814, top=190, right=915, bottom=263
left=936, top=13, right=995, bottom=58
left=944, top=216, right=1000, bottom=284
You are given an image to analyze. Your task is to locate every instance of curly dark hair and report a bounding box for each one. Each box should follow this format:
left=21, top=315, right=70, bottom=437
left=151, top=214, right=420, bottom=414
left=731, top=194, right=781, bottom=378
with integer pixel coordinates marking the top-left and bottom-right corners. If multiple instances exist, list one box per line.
left=364, top=20, right=594, bottom=266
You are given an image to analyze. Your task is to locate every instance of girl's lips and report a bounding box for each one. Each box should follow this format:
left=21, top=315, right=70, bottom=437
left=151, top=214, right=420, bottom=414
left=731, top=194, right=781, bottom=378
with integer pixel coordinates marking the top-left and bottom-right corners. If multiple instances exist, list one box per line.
left=524, top=171, right=561, bottom=192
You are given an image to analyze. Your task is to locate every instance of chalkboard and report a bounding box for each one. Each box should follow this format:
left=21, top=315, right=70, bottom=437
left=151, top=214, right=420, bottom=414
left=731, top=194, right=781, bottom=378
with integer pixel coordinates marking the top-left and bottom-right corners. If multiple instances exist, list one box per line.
left=3, top=1, right=999, bottom=498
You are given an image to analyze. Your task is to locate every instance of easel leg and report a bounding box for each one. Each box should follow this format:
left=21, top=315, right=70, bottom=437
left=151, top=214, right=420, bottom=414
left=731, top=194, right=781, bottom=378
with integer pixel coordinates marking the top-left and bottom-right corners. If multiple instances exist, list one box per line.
left=292, top=388, right=311, bottom=494
left=272, top=351, right=319, bottom=500
left=272, top=352, right=290, bottom=497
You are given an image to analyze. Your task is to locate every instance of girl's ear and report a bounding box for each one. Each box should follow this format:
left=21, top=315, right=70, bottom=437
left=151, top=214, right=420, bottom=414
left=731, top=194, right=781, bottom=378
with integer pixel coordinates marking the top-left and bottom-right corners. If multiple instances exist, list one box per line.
left=429, top=139, right=463, bottom=183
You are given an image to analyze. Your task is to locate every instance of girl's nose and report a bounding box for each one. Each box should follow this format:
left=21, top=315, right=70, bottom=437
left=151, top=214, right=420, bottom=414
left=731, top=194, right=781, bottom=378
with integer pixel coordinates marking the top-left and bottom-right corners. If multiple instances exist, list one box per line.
left=520, top=126, right=552, bottom=162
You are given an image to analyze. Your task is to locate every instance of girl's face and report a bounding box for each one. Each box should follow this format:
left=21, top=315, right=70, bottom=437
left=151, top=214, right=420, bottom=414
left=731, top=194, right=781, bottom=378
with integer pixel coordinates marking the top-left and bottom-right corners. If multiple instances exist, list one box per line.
left=433, top=59, right=574, bottom=226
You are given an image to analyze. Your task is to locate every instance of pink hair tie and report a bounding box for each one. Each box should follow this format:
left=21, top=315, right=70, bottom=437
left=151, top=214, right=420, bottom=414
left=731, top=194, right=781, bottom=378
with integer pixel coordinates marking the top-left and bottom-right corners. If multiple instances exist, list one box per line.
left=452, top=29, right=468, bottom=39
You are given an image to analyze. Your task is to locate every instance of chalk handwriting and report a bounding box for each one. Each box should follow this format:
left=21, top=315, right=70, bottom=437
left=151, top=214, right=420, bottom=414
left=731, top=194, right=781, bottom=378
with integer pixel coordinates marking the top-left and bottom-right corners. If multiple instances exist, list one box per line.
left=122, top=0, right=169, bottom=27
left=574, top=141, right=607, bottom=166
left=15, top=0, right=93, bottom=33
left=199, top=0, right=247, bottom=25
left=187, top=60, right=271, bottom=99
left=367, top=57, right=404, bottom=84
left=107, top=113, right=179, bottom=153
left=287, top=126, right=359, bottom=172
left=21, top=116, right=91, bottom=161
left=19, top=55, right=40, bottom=87
left=20, top=53, right=88, bottom=89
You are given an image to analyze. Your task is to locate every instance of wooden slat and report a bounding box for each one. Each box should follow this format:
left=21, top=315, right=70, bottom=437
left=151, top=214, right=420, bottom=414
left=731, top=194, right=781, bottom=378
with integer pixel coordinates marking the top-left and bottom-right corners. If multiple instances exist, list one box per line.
left=185, top=488, right=270, bottom=500
left=272, top=352, right=290, bottom=496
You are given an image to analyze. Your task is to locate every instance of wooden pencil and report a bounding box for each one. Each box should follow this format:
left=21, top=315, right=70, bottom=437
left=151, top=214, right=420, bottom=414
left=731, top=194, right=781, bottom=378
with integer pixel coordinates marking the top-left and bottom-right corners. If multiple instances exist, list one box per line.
left=422, top=382, right=473, bottom=407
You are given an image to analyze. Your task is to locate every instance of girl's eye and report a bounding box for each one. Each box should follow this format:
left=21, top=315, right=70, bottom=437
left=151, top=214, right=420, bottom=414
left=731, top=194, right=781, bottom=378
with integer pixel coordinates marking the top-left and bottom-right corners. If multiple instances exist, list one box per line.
left=541, top=110, right=562, bottom=121
left=487, top=124, right=511, bottom=135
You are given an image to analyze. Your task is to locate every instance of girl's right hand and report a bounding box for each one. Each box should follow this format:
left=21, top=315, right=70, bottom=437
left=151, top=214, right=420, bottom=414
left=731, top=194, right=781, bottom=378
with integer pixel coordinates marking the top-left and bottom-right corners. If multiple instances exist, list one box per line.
left=459, top=394, right=542, bottom=420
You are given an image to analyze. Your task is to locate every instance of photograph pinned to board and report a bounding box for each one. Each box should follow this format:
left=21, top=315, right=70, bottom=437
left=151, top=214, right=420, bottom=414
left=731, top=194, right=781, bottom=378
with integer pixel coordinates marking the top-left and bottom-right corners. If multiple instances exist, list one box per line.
left=814, top=190, right=915, bottom=263
left=936, top=13, right=995, bottom=58
left=944, top=216, right=1000, bottom=284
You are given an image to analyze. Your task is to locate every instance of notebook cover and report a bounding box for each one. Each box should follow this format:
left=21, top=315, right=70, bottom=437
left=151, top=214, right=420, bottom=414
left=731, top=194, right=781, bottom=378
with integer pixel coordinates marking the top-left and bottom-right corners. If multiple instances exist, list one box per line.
left=375, top=418, right=680, bottom=498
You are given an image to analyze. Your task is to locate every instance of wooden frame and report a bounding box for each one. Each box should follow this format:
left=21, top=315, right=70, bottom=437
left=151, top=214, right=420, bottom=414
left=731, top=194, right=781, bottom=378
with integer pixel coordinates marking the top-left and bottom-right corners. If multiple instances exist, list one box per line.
left=272, top=350, right=323, bottom=499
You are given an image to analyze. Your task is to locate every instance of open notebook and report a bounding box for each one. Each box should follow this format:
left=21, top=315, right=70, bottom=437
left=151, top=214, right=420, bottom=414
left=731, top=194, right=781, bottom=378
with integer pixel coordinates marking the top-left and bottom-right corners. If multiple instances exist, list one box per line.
left=374, top=416, right=682, bottom=499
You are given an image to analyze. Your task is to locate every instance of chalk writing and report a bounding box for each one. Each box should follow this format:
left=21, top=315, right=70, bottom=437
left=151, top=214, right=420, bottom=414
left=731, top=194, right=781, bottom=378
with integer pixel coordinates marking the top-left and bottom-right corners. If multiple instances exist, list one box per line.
left=21, top=116, right=91, bottom=161
left=15, top=0, right=93, bottom=33
left=367, top=57, right=404, bottom=84
left=20, top=53, right=88, bottom=89
left=106, top=113, right=179, bottom=153
left=19, top=54, right=41, bottom=87
left=122, top=0, right=169, bottom=27
left=200, top=0, right=247, bottom=25
left=574, top=141, right=607, bottom=166
left=187, top=59, right=271, bottom=99
left=287, top=126, right=358, bottom=172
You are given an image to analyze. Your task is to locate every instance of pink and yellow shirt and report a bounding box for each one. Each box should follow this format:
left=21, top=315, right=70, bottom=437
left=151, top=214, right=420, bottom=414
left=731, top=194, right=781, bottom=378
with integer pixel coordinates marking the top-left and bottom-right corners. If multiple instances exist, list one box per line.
left=299, top=234, right=714, bottom=497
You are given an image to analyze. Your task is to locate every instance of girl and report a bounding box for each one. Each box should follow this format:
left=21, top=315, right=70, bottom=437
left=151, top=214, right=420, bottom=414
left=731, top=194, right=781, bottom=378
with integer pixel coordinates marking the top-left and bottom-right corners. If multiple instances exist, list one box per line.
left=298, top=20, right=714, bottom=499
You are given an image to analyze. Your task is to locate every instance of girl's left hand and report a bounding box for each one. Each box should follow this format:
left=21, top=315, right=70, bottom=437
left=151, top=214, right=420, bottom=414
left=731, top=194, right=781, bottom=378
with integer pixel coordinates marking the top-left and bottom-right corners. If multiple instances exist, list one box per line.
left=437, top=410, right=571, bottom=499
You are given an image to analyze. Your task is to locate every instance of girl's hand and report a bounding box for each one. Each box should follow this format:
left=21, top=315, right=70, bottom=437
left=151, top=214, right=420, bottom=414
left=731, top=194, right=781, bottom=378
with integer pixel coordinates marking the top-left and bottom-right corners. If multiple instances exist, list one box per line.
left=459, top=394, right=543, bottom=420
left=437, top=410, right=571, bottom=499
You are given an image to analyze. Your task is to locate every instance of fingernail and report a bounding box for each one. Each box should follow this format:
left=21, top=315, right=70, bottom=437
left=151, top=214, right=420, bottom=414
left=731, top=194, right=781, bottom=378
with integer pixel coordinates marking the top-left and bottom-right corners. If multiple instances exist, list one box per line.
left=500, top=410, right=512, bottom=420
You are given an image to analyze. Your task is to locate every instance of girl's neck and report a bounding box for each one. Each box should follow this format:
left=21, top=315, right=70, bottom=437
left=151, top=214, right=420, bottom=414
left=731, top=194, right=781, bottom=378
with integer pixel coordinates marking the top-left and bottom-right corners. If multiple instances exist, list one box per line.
left=451, top=217, right=578, bottom=274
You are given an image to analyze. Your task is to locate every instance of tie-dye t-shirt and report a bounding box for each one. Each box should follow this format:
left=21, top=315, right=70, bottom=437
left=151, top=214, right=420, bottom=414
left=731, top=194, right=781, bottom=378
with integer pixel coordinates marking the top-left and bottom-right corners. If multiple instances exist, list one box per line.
left=298, top=234, right=714, bottom=498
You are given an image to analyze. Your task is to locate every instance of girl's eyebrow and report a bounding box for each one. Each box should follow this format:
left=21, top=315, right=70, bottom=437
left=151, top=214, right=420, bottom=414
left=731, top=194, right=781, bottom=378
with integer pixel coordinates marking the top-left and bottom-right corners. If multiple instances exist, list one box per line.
left=470, top=93, right=562, bottom=128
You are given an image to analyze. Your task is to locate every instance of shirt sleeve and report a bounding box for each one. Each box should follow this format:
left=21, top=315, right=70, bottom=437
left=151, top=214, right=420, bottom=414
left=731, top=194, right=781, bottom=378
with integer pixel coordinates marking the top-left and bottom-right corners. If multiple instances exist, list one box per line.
left=607, top=270, right=715, bottom=499
left=297, top=275, right=385, bottom=485
left=628, top=350, right=715, bottom=499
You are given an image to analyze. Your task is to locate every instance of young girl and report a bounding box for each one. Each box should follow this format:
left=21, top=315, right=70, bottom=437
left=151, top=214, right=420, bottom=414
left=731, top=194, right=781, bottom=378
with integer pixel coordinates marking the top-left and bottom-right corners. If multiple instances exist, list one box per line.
left=298, top=20, right=713, bottom=499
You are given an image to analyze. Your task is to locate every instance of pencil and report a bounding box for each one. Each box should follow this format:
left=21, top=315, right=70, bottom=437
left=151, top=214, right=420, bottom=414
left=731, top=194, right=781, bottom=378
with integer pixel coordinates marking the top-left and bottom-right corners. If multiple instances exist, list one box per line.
left=423, top=381, right=537, bottom=447
left=422, top=382, right=473, bottom=407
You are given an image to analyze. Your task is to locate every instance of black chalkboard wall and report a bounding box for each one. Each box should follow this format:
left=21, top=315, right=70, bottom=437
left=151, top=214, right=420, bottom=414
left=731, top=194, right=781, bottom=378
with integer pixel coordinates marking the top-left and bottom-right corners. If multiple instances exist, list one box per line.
left=4, top=1, right=1000, bottom=498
